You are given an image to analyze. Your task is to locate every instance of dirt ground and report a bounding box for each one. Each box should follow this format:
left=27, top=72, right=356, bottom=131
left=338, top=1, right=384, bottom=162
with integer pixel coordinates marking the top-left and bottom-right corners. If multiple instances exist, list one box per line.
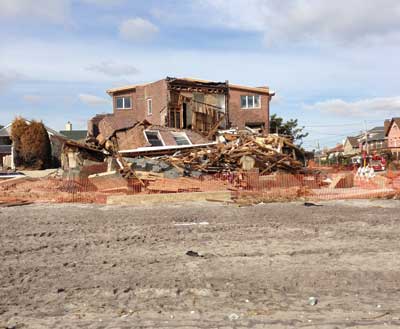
left=1, top=200, right=400, bottom=328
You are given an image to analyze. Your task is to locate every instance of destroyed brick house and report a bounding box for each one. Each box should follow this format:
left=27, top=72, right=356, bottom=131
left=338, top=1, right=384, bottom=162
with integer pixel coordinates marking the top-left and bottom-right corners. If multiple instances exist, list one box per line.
left=88, top=77, right=275, bottom=150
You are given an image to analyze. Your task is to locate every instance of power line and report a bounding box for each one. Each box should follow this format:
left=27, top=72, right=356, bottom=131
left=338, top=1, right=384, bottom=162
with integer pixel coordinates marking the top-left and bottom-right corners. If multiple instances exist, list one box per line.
left=301, top=119, right=383, bottom=128
left=305, top=129, right=362, bottom=136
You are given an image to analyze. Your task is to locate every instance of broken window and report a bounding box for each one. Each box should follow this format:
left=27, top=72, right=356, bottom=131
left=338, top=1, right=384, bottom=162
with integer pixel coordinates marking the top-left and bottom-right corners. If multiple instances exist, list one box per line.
left=240, top=95, right=261, bottom=109
left=116, top=96, right=131, bottom=109
left=170, top=111, right=181, bottom=128
left=145, top=131, right=164, bottom=146
left=171, top=132, right=191, bottom=146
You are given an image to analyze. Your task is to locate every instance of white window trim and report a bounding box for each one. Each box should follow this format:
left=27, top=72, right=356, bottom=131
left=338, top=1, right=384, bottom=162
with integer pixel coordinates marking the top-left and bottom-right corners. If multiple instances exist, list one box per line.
left=115, top=96, right=132, bottom=110
left=171, top=131, right=192, bottom=145
left=241, top=95, right=261, bottom=109
left=147, top=98, right=153, bottom=116
left=144, top=130, right=165, bottom=146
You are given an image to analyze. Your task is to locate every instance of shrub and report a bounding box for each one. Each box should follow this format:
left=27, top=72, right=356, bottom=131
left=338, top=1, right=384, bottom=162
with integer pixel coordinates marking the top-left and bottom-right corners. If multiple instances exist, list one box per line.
left=11, top=118, right=52, bottom=169
left=10, top=118, right=29, bottom=167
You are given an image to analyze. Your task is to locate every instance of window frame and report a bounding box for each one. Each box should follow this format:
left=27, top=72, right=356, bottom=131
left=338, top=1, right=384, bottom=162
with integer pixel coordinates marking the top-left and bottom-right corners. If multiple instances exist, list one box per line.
left=171, top=131, right=192, bottom=146
left=147, top=98, right=153, bottom=116
left=144, top=130, right=165, bottom=147
left=240, top=95, right=261, bottom=110
left=115, top=96, right=132, bottom=110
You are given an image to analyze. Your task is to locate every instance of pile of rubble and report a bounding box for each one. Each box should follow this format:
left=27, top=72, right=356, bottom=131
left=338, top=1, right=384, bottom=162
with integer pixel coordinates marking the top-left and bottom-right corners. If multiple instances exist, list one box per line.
left=60, top=117, right=307, bottom=189
left=161, top=133, right=304, bottom=175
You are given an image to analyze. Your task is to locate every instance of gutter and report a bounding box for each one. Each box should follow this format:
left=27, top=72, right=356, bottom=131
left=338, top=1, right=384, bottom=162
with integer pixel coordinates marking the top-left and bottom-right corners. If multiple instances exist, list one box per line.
left=119, top=142, right=217, bottom=155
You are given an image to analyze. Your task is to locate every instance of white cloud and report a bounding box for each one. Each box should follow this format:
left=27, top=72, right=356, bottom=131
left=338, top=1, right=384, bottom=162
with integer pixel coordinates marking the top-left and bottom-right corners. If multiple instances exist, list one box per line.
left=0, top=0, right=70, bottom=24
left=156, top=0, right=400, bottom=46
left=259, top=0, right=400, bottom=46
left=23, top=95, right=43, bottom=104
left=305, top=97, right=400, bottom=116
left=119, top=18, right=159, bottom=41
left=79, top=94, right=110, bottom=106
left=86, top=61, right=139, bottom=76
left=80, top=0, right=126, bottom=5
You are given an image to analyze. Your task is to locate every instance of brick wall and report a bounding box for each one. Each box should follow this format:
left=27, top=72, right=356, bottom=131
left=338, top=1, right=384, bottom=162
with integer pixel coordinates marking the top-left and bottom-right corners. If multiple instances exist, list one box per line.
left=115, top=125, right=150, bottom=150
left=228, top=87, right=270, bottom=132
left=112, top=79, right=168, bottom=126
left=108, top=80, right=272, bottom=133
left=113, top=89, right=138, bottom=118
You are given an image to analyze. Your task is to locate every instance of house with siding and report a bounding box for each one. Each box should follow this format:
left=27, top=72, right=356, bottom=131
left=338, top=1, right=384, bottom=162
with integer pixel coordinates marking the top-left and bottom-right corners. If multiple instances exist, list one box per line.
left=385, top=118, right=400, bottom=159
left=343, top=136, right=360, bottom=156
left=89, top=77, right=275, bottom=142
left=358, top=126, right=387, bottom=154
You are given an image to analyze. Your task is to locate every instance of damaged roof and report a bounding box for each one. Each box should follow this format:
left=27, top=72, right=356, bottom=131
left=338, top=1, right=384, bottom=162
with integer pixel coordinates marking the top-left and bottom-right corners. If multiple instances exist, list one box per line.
left=177, top=77, right=272, bottom=94
left=106, top=77, right=273, bottom=95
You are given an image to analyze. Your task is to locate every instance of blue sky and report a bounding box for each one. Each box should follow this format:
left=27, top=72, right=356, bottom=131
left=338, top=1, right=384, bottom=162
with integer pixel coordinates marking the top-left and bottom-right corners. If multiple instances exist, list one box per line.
left=1, top=0, right=400, bottom=150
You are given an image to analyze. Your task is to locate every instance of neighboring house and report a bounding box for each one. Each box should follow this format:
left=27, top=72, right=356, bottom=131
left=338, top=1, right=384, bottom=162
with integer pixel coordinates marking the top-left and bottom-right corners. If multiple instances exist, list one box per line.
left=0, top=126, right=12, bottom=168
left=343, top=136, right=359, bottom=156
left=313, top=149, right=327, bottom=164
left=358, top=126, right=387, bottom=153
left=89, top=77, right=275, bottom=137
left=385, top=118, right=400, bottom=159
left=60, top=122, right=88, bottom=142
left=0, top=119, right=66, bottom=169
left=326, top=144, right=344, bottom=164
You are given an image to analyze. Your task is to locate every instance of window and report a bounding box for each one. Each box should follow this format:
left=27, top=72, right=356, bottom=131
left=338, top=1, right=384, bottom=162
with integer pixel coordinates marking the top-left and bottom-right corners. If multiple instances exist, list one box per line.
left=171, top=132, right=191, bottom=146
left=145, top=131, right=163, bottom=147
left=115, top=96, right=131, bottom=109
left=240, top=96, right=247, bottom=108
left=240, top=95, right=261, bottom=109
left=147, top=98, right=152, bottom=115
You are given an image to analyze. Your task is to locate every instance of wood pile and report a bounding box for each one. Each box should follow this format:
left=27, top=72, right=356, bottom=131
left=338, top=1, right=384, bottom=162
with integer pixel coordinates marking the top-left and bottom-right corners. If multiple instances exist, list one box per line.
left=162, top=134, right=304, bottom=174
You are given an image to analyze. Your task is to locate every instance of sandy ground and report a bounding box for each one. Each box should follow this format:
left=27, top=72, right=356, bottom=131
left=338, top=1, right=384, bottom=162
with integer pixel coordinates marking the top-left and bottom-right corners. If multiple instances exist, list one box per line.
left=1, top=200, right=400, bottom=328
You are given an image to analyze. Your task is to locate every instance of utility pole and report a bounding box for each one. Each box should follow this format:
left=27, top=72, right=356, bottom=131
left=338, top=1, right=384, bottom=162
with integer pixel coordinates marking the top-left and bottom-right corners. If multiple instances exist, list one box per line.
left=364, top=120, right=368, bottom=167
left=316, top=140, right=321, bottom=166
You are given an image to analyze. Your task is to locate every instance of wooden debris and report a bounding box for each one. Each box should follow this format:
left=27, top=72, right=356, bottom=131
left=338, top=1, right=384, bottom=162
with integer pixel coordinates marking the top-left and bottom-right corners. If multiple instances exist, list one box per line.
left=161, top=134, right=304, bottom=174
left=0, top=200, right=33, bottom=207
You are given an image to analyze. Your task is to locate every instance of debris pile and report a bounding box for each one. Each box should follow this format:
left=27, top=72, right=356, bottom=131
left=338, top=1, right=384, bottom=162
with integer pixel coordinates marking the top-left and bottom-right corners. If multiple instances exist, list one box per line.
left=61, top=118, right=307, bottom=195
left=161, top=133, right=304, bottom=175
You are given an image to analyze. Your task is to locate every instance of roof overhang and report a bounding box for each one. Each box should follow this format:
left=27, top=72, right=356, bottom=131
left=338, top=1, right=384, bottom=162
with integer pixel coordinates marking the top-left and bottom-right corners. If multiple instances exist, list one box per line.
left=106, top=85, right=139, bottom=95
left=228, top=84, right=272, bottom=95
